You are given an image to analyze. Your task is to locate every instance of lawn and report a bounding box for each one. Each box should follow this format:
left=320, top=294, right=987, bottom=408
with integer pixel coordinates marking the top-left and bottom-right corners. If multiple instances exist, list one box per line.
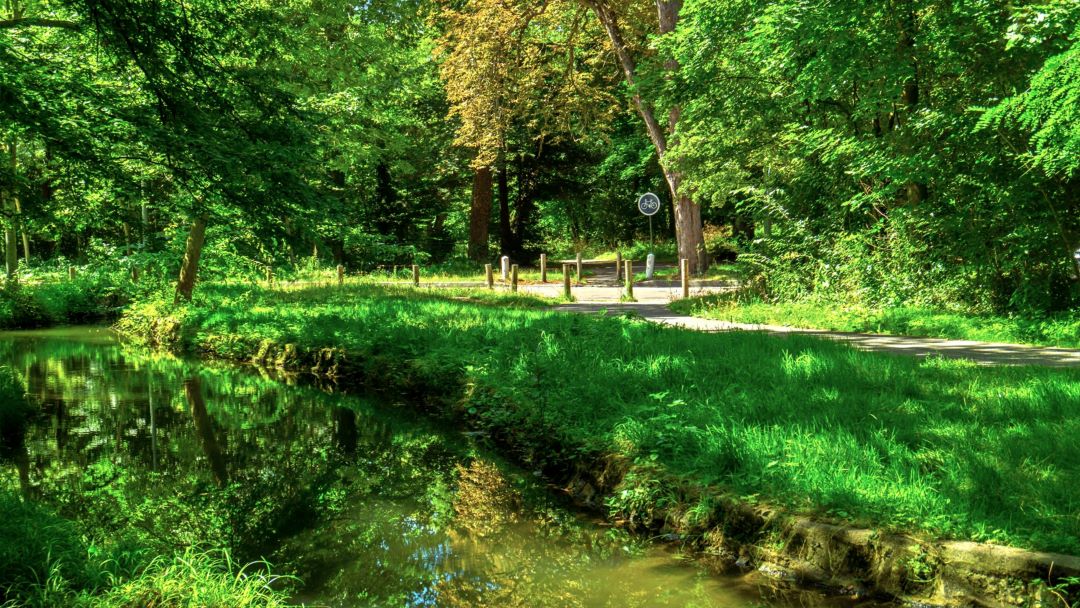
left=672, top=296, right=1080, bottom=349
left=122, top=284, right=1080, bottom=555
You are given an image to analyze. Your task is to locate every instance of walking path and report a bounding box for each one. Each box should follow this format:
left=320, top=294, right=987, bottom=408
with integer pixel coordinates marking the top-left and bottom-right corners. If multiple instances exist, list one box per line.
left=508, top=265, right=1080, bottom=367
left=359, top=261, right=1080, bottom=367
left=552, top=302, right=1080, bottom=368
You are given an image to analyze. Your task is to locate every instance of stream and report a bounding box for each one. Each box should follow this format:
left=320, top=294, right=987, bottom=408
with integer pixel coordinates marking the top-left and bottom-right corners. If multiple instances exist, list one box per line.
left=0, top=326, right=888, bottom=607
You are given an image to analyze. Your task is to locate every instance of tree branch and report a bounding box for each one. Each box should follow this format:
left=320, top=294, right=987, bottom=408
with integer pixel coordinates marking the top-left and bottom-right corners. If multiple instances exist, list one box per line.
left=0, top=17, right=80, bottom=30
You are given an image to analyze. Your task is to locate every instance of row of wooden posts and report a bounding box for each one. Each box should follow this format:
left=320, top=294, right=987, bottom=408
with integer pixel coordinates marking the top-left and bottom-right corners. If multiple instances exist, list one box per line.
left=63, top=256, right=693, bottom=299
left=363, top=254, right=693, bottom=299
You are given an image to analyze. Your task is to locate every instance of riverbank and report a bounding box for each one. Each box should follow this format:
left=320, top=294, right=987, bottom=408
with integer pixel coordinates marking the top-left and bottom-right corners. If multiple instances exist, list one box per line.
left=0, top=271, right=136, bottom=329
left=118, top=283, right=1080, bottom=606
left=2, top=326, right=840, bottom=608
left=672, top=297, right=1080, bottom=350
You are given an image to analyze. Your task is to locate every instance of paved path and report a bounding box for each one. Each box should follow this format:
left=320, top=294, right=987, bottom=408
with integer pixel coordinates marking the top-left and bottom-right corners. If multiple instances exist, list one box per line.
left=551, top=301, right=1080, bottom=368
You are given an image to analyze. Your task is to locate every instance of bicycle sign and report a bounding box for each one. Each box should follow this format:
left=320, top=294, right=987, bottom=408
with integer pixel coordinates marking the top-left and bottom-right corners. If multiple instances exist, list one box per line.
left=638, top=192, right=661, bottom=216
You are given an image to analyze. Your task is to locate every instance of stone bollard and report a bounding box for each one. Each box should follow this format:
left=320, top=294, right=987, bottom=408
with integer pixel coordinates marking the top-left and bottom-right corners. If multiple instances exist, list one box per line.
left=485, top=263, right=494, bottom=289
left=562, top=264, right=572, bottom=300
left=511, top=264, right=519, bottom=293
left=680, top=258, right=690, bottom=299
left=615, top=251, right=622, bottom=281
left=646, top=253, right=655, bottom=280
left=68, top=266, right=76, bottom=281
left=412, top=264, right=420, bottom=287
left=501, top=256, right=510, bottom=281
left=624, top=259, right=634, bottom=299
left=575, top=252, right=583, bottom=284
left=540, top=254, right=547, bottom=283
left=337, top=264, right=344, bottom=287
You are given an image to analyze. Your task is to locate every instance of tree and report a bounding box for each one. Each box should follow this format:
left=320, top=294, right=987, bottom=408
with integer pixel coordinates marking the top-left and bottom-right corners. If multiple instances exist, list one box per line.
left=580, top=0, right=707, bottom=270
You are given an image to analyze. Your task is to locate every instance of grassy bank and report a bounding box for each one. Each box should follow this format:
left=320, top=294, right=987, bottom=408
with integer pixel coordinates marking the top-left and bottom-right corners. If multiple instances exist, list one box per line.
left=118, top=283, right=1080, bottom=557
left=672, top=296, right=1080, bottom=349
left=0, top=272, right=136, bottom=330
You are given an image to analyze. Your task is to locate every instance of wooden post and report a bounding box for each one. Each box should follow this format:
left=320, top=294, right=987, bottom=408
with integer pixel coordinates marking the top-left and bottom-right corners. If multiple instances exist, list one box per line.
left=540, top=254, right=547, bottom=283
left=562, top=264, right=572, bottom=300
left=485, top=263, right=494, bottom=289
left=680, top=258, right=690, bottom=299
left=615, top=251, right=622, bottom=281
left=337, top=264, right=344, bottom=287
left=412, top=264, right=420, bottom=287
left=575, top=252, right=583, bottom=284
left=624, top=259, right=633, bottom=299
left=510, top=264, right=518, bottom=293
left=265, top=267, right=272, bottom=286
left=68, top=266, right=76, bottom=281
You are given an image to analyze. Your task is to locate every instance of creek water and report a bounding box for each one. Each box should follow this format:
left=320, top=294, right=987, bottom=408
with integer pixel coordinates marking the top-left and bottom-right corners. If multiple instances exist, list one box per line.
left=0, top=327, right=887, bottom=607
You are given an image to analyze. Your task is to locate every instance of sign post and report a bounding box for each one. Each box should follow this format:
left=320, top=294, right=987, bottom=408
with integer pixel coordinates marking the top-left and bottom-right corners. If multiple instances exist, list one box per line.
left=638, top=193, right=661, bottom=279
left=637, top=193, right=660, bottom=252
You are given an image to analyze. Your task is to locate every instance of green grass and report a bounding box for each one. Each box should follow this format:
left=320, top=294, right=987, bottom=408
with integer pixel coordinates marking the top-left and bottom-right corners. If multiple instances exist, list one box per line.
left=0, top=490, right=295, bottom=607
left=671, top=296, right=1080, bottom=349
left=120, top=283, right=1080, bottom=555
left=0, top=272, right=135, bottom=330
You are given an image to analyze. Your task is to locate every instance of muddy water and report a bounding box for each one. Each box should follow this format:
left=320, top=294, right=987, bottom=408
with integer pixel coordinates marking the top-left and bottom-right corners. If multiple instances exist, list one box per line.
left=0, top=327, right=886, bottom=607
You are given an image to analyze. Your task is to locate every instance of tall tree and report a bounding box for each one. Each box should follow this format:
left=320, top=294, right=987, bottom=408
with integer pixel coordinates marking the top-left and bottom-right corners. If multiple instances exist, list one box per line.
left=581, top=0, right=707, bottom=270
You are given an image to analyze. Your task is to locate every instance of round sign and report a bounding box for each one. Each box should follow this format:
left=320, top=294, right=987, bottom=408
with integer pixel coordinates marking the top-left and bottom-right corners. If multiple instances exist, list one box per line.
left=638, top=192, right=661, bottom=216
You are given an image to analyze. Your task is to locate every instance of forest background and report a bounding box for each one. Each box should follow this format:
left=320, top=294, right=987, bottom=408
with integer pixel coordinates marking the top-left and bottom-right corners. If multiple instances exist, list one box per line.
left=1, top=0, right=1078, bottom=315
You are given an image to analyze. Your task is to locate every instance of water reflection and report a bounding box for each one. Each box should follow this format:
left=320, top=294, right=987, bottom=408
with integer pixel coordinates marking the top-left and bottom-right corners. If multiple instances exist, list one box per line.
left=0, top=327, right=884, bottom=608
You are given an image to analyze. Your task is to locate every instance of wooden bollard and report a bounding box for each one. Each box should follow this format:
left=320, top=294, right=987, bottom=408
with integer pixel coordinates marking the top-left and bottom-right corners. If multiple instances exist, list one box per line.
left=412, top=264, right=420, bottom=287
left=485, top=263, right=494, bottom=289
left=131, top=265, right=139, bottom=283
left=68, top=266, right=76, bottom=281
left=624, top=259, right=634, bottom=299
left=562, top=264, right=572, bottom=300
left=337, top=264, right=344, bottom=287
left=615, top=251, right=622, bottom=281
left=510, top=264, right=518, bottom=293
left=540, top=254, right=547, bottom=283
left=680, top=258, right=690, bottom=298
left=265, top=267, right=273, bottom=286
left=575, top=252, right=583, bottom=284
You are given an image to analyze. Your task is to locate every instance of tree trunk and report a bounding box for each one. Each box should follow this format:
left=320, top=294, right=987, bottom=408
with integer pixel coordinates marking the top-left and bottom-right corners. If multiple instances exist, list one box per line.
left=16, top=197, right=28, bottom=261
left=4, top=140, right=17, bottom=279
left=583, top=0, right=707, bottom=271
left=175, top=215, right=208, bottom=303
left=497, top=158, right=511, bottom=258
left=468, top=166, right=493, bottom=261
left=185, top=376, right=228, bottom=486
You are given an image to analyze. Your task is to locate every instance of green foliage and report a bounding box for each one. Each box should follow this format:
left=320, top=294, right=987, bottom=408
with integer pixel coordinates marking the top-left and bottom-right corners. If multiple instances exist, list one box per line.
left=671, top=0, right=1080, bottom=313
left=0, top=492, right=89, bottom=602
left=123, top=285, right=1080, bottom=554
left=0, top=266, right=138, bottom=329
